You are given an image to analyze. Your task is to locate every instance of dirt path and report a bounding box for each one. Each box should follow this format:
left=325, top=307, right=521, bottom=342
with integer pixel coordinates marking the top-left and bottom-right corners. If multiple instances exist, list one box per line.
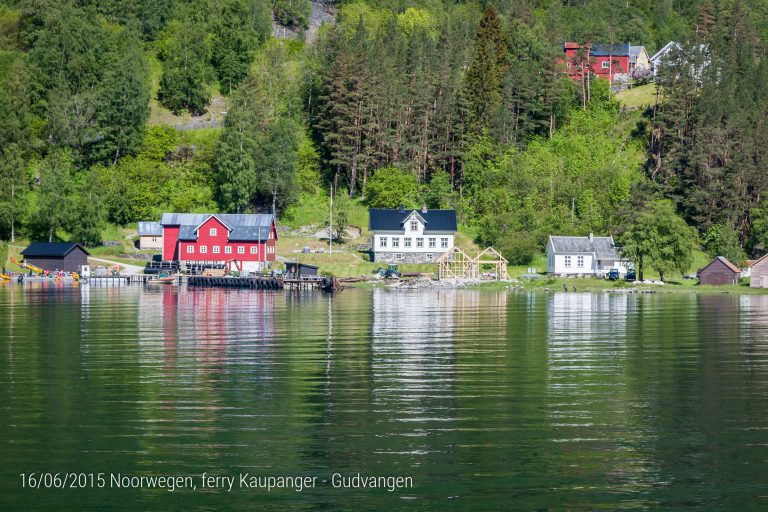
left=88, top=257, right=145, bottom=274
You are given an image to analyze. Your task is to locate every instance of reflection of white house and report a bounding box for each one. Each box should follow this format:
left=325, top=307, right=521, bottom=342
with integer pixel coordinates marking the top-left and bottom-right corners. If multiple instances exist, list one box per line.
left=369, top=207, right=457, bottom=263
left=137, top=221, right=163, bottom=250
left=546, top=234, right=629, bottom=276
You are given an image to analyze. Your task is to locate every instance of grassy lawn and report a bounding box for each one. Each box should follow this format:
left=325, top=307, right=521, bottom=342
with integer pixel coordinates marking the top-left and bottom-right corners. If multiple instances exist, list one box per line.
left=615, top=83, right=657, bottom=109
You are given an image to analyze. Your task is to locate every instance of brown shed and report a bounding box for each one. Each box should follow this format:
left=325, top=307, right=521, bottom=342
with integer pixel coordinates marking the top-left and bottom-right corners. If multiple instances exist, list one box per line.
left=698, top=256, right=740, bottom=286
left=750, top=254, right=768, bottom=288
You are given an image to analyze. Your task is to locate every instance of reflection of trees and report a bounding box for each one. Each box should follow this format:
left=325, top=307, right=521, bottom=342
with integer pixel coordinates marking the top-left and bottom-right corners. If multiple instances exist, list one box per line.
left=545, top=292, right=663, bottom=500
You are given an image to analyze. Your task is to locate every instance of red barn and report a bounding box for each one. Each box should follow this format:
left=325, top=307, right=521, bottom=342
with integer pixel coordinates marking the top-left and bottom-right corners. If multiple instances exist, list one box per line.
left=160, top=213, right=277, bottom=273
left=562, top=42, right=635, bottom=82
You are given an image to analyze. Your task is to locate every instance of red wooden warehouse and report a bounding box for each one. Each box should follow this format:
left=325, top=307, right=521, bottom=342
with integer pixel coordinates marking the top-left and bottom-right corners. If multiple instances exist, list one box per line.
left=160, top=213, right=277, bottom=273
left=563, top=42, right=643, bottom=82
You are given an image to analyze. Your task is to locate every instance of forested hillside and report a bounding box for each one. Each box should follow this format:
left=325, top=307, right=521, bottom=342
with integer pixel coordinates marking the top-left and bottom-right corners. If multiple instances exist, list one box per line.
left=1, top=0, right=768, bottom=269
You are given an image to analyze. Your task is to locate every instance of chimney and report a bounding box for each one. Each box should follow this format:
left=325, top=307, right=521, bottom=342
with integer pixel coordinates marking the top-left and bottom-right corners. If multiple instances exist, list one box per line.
left=588, top=233, right=594, bottom=242
left=399, top=204, right=405, bottom=213
left=421, top=204, right=427, bottom=213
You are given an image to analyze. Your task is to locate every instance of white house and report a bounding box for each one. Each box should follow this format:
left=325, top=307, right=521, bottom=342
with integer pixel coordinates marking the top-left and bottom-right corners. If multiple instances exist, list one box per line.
left=650, top=41, right=710, bottom=79
left=137, top=221, right=163, bottom=250
left=369, top=206, right=457, bottom=263
left=546, top=234, right=630, bottom=276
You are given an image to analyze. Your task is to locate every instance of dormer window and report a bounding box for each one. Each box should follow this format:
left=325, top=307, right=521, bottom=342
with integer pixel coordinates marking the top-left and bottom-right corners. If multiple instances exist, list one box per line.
left=410, top=220, right=418, bottom=231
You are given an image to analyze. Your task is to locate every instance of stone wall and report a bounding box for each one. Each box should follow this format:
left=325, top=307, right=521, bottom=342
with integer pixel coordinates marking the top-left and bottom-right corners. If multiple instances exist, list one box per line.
left=372, top=252, right=442, bottom=264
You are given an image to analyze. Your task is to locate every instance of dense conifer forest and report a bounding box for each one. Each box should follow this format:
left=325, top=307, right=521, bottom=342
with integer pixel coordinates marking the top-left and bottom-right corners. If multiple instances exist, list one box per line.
left=1, top=0, right=768, bottom=269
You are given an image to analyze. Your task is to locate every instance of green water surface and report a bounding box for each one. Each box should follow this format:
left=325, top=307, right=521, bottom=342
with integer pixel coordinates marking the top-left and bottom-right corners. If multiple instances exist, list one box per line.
left=1, top=284, right=767, bottom=511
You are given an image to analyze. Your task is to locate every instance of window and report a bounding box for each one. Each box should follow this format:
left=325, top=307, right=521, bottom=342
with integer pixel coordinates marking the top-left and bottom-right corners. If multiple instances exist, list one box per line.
left=416, top=238, right=424, bottom=248
left=601, top=61, right=610, bottom=69
left=410, top=220, right=418, bottom=231
left=209, top=228, right=217, bottom=236
left=151, top=236, right=157, bottom=242
left=225, top=246, right=232, bottom=254
left=380, top=237, right=387, bottom=248
left=250, top=246, right=257, bottom=254
left=212, top=246, right=220, bottom=254
left=564, top=255, right=571, bottom=267
left=441, top=237, right=449, bottom=248
left=396, top=253, right=403, bottom=260
left=577, top=255, right=584, bottom=268
left=392, top=238, right=400, bottom=248
left=404, top=238, right=412, bottom=248
left=237, top=246, right=245, bottom=254
left=200, top=246, right=207, bottom=254
left=428, top=238, right=436, bottom=248
left=186, top=245, right=194, bottom=254
left=566, top=61, right=571, bottom=69
left=427, top=254, right=433, bottom=260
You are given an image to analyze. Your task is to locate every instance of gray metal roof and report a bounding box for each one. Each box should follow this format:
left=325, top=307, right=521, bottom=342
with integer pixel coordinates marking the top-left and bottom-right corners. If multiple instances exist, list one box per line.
left=137, top=221, right=162, bottom=236
left=549, top=235, right=618, bottom=259
left=629, top=45, right=645, bottom=63
left=160, top=213, right=275, bottom=242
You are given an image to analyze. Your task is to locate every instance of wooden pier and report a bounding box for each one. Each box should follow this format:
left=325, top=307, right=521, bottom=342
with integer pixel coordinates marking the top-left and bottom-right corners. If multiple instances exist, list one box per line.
left=284, top=276, right=343, bottom=292
left=80, top=273, right=342, bottom=292
left=187, top=276, right=283, bottom=289
left=84, top=274, right=173, bottom=286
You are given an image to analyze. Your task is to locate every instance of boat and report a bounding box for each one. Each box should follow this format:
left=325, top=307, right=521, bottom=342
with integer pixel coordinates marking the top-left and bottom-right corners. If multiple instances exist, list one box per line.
left=0, top=273, right=10, bottom=281
left=149, top=274, right=176, bottom=285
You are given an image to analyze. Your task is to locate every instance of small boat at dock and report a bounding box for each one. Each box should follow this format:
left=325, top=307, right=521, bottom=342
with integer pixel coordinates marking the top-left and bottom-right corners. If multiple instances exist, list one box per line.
left=148, top=274, right=176, bottom=285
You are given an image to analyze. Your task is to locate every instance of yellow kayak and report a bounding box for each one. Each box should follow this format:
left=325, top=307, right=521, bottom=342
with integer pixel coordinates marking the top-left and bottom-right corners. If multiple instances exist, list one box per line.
left=0, top=274, right=10, bottom=281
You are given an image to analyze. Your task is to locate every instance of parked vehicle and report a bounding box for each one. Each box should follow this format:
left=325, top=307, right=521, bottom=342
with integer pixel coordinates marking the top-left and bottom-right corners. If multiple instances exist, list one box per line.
left=625, top=270, right=636, bottom=282
left=607, top=268, right=620, bottom=281
left=373, top=264, right=400, bottom=279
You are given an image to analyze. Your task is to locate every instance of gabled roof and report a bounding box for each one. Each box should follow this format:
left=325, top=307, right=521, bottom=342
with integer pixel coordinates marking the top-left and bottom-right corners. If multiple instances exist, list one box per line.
left=194, top=214, right=232, bottom=234
left=701, top=256, right=740, bottom=274
left=137, top=221, right=162, bottom=236
left=369, top=208, right=457, bottom=232
left=590, top=43, right=630, bottom=57
left=21, top=242, right=90, bottom=257
left=160, top=213, right=276, bottom=242
left=650, top=41, right=680, bottom=63
left=629, top=45, right=647, bottom=63
left=548, top=235, right=618, bottom=259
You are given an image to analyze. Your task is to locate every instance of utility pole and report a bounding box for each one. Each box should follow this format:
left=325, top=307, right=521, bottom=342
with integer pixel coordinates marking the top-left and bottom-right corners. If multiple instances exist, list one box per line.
left=571, top=197, right=575, bottom=224
left=329, top=183, right=333, bottom=255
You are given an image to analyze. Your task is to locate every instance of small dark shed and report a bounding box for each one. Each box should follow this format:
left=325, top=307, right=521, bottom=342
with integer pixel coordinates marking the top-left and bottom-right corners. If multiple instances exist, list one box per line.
left=285, top=262, right=319, bottom=278
left=698, top=256, right=740, bottom=286
left=21, top=242, right=90, bottom=272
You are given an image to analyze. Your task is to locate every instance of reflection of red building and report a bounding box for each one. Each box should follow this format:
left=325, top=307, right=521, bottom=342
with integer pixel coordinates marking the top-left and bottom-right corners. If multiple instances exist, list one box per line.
left=161, top=213, right=277, bottom=272
left=562, top=42, right=647, bottom=82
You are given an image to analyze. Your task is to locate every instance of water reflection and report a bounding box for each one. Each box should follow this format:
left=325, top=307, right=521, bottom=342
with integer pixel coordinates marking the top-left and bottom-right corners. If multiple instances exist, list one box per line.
left=2, top=286, right=768, bottom=510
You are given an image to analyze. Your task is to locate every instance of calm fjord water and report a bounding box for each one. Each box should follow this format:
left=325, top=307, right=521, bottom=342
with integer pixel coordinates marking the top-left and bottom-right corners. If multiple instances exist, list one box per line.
left=1, top=284, right=767, bottom=511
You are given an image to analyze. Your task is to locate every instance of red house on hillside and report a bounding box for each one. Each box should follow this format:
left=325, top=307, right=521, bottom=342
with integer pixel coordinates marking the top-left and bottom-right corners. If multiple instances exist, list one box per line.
left=160, top=213, right=277, bottom=273
left=562, top=42, right=648, bottom=83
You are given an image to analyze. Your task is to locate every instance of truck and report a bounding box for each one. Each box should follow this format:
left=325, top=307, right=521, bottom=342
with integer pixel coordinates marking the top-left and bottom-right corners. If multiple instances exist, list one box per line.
left=607, top=268, right=620, bottom=281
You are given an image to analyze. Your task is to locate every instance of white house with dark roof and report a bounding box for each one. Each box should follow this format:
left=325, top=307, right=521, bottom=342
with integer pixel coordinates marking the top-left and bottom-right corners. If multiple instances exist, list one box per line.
left=369, top=207, right=458, bottom=263
left=546, top=234, right=630, bottom=276
left=137, top=221, right=163, bottom=250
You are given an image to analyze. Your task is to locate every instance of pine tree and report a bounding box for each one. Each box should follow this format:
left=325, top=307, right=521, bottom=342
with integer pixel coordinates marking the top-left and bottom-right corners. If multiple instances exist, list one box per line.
left=464, top=5, right=507, bottom=135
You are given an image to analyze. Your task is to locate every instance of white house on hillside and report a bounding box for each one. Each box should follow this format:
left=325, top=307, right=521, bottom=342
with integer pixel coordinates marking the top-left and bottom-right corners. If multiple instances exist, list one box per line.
left=369, top=207, right=458, bottom=263
left=546, top=234, right=630, bottom=276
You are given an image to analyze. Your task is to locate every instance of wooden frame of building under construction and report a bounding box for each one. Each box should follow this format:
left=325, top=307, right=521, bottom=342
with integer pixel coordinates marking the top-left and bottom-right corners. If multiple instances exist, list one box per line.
left=436, top=246, right=509, bottom=280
